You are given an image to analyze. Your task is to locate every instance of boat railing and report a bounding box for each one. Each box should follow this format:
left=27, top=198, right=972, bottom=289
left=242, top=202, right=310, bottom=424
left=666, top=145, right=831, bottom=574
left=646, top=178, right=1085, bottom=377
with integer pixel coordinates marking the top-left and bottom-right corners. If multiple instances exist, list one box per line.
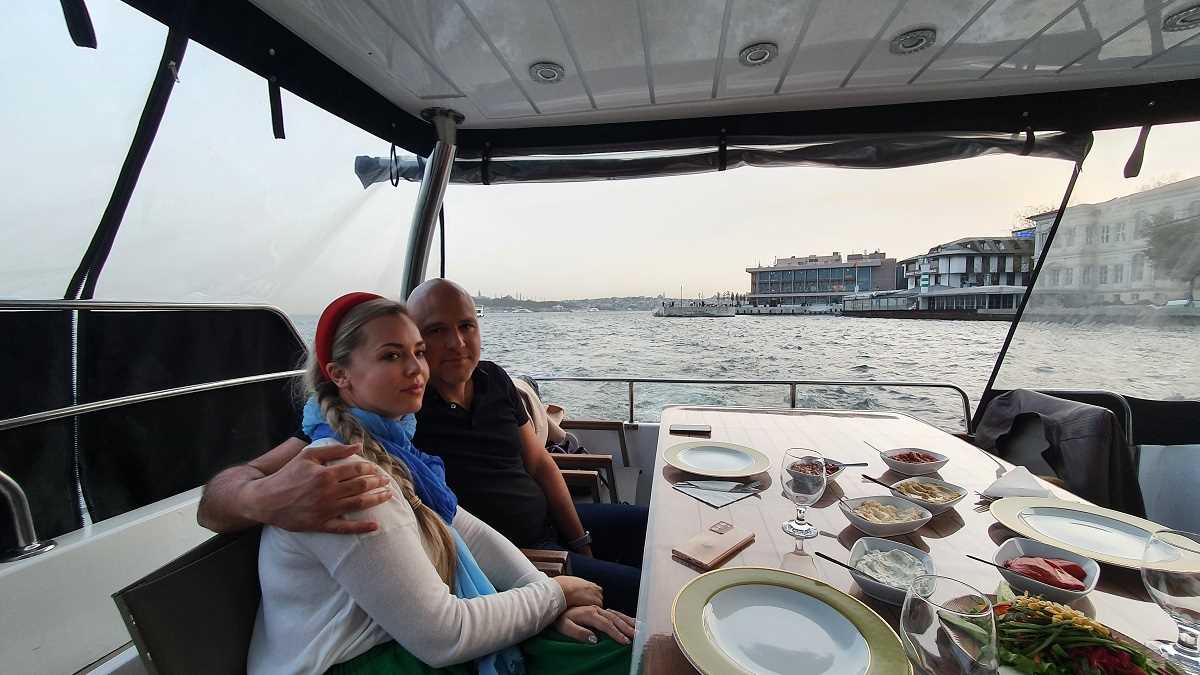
left=530, top=376, right=975, bottom=431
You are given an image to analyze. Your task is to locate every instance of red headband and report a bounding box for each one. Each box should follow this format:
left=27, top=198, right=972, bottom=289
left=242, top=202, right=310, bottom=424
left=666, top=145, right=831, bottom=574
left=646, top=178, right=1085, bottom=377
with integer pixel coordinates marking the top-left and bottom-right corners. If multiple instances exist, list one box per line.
left=314, top=292, right=383, bottom=381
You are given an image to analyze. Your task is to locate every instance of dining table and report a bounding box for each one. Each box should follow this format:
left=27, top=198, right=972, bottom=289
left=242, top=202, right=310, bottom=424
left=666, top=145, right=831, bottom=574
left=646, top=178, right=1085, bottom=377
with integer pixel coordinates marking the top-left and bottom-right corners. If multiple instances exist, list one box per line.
left=630, top=405, right=1175, bottom=674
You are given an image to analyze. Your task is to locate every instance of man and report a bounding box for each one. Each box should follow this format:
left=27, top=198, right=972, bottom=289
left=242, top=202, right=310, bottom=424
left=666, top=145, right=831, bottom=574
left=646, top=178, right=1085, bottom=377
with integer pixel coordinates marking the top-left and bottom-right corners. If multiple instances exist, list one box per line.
left=198, top=280, right=646, bottom=615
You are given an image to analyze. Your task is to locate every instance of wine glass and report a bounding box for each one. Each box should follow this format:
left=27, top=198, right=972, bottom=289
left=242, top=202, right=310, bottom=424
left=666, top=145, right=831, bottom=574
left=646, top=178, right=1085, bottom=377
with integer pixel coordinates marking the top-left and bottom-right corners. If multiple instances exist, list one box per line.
left=1141, top=529, right=1200, bottom=674
left=901, top=575, right=998, bottom=675
left=780, top=448, right=825, bottom=540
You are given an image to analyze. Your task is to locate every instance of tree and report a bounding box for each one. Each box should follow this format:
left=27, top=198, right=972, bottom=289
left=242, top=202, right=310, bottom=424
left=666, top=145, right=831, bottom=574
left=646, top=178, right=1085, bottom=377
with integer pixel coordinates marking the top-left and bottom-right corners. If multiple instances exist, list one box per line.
left=1147, top=210, right=1200, bottom=303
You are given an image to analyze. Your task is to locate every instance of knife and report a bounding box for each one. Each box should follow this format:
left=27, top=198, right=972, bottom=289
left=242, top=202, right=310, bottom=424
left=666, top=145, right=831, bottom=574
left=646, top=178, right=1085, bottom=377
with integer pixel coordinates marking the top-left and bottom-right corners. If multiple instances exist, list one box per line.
left=675, top=480, right=762, bottom=493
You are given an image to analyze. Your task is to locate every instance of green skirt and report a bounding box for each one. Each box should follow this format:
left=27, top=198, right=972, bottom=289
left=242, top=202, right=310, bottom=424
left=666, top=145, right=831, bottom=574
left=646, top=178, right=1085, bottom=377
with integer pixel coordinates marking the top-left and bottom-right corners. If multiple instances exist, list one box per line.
left=326, top=631, right=631, bottom=675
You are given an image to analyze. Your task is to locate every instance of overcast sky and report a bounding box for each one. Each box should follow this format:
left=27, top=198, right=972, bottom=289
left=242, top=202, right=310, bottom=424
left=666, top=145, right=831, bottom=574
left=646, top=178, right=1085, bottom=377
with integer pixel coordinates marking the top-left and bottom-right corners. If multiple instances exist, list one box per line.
left=4, top=0, right=1200, bottom=314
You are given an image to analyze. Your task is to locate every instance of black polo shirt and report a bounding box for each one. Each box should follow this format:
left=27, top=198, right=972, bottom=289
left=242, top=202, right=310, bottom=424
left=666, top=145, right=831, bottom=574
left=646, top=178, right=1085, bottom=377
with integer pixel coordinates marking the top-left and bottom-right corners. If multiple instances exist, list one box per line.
left=412, top=361, right=548, bottom=546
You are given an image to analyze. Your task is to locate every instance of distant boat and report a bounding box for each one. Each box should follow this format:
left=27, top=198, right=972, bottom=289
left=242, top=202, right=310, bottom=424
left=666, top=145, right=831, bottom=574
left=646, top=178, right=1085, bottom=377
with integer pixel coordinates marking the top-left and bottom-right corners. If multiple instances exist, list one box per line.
left=653, top=302, right=736, bottom=318
left=587, top=307, right=600, bottom=312
left=475, top=307, right=484, bottom=318
left=512, top=308, right=533, bottom=313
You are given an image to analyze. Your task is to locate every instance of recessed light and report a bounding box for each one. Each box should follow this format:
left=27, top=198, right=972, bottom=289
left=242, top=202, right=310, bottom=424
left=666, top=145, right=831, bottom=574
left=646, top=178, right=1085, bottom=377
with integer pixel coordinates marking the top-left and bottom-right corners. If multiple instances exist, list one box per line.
left=738, top=42, right=778, bottom=67
left=889, top=27, right=937, bottom=55
left=1164, top=4, right=1200, bottom=31
left=529, top=61, right=565, bottom=84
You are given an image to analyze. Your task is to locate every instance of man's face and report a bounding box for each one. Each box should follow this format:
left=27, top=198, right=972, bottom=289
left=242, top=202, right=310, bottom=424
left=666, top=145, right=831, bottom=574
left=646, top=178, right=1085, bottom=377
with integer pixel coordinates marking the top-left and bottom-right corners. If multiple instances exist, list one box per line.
left=414, top=289, right=481, bottom=387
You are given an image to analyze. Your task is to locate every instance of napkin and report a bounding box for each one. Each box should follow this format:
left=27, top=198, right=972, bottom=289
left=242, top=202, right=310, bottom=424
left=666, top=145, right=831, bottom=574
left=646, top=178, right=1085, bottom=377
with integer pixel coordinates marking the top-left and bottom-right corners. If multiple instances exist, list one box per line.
left=672, top=483, right=760, bottom=509
left=982, top=466, right=1053, bottom=498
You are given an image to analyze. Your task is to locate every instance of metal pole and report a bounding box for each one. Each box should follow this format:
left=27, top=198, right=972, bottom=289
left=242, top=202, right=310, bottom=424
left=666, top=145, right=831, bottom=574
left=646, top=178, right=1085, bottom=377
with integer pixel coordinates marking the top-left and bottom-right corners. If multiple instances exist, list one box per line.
left=401, top=108, right=463, bottom=298
left=789, top=383, right=797, bottom=408
left=1, top=469, right=55, bottom=563
left=628, top=381, right=635, bottom=423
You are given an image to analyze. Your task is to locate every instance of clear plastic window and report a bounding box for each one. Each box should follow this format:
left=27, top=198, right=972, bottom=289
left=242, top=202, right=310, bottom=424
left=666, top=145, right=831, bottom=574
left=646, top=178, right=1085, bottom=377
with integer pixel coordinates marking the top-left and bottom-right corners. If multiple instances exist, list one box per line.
left=993, top=122, right=1200, bottom=401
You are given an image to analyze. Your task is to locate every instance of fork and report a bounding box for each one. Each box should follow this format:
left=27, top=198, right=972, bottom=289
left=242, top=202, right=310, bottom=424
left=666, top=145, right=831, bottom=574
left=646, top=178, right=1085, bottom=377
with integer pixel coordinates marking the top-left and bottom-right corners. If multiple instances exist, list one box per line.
left=973, top=492, right=1000, bottom=512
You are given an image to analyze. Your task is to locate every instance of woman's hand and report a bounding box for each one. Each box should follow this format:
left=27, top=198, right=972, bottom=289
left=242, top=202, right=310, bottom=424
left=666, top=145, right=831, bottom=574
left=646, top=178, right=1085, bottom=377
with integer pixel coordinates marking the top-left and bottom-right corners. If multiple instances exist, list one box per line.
left=555, top=606, right=636, bottom=645
left=553, top=575, right=603, bottom=608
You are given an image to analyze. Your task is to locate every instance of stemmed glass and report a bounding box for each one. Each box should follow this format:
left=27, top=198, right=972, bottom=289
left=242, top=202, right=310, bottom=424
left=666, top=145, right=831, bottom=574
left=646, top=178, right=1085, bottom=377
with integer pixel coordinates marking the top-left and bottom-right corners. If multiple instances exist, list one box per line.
left=901, top=575, right=998, bottom=675
left=1141, top=529, right=1200, bottom=674
left=780, top=448, right=826, bottom=540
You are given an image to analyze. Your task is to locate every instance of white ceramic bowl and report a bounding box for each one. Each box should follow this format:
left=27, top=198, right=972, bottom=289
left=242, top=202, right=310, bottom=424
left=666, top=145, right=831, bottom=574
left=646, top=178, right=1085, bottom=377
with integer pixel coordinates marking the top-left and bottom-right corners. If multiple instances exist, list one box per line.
left=880, top=448, right=948, bottom=476
left=840, top=495, right=932, bottom=537
left=888, top=476, right=967, bottom=515
left=847, top=537, right=936, bottom=606
left=824, top=460, right=848, bottom=482
left=993, top=537, right=1100, bottom=604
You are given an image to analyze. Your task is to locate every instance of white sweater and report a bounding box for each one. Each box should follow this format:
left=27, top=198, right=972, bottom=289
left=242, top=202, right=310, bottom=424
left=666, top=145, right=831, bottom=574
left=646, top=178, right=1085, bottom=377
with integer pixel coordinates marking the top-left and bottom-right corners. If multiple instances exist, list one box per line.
left=247, top=446, right=566, bottom=675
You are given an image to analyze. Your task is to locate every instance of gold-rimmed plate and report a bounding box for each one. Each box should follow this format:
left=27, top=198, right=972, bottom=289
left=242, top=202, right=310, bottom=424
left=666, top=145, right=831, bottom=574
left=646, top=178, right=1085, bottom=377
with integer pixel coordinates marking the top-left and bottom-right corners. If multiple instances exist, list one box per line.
left=990, top=497, right=1164, bottom=569
left=663, top=441, right=771, bottom=478
left=672, top=566, right=911, bottom=675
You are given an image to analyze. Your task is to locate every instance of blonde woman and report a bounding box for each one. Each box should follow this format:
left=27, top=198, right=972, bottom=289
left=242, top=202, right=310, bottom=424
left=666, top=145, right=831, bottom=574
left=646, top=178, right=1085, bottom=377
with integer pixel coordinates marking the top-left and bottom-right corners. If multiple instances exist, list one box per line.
left=248, top=293, right=633, bottom=675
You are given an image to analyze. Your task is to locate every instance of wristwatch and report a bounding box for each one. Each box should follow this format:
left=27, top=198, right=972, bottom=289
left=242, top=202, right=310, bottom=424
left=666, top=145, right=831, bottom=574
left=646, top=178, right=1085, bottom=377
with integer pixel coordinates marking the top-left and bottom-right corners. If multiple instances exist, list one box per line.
left=567, top=530, right=592, bottom=552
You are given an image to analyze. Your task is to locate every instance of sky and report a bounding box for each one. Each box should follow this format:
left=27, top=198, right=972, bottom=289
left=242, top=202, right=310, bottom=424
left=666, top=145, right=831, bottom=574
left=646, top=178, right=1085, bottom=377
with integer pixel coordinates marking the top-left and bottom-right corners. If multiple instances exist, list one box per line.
left=4, top=0, right=1200, bottom=314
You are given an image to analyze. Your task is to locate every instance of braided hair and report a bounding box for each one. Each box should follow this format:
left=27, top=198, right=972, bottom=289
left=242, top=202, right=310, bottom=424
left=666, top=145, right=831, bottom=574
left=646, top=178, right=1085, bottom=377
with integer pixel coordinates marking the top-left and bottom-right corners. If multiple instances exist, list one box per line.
left=304, top=298, right=456, bottom=584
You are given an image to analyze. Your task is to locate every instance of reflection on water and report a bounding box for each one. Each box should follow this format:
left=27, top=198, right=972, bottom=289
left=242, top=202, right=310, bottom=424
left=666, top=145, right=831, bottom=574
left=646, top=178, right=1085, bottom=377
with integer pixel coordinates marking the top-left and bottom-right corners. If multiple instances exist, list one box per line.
left=293, top=308, right=1197, bottom=431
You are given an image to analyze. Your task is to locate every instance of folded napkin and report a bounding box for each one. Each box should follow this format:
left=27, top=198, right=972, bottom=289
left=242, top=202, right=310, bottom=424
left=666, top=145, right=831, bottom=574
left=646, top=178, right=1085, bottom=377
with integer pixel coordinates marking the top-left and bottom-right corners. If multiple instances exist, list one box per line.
left=982, top=466, right=1053, bottom=499
left=673, top=484, right=760, bottom=509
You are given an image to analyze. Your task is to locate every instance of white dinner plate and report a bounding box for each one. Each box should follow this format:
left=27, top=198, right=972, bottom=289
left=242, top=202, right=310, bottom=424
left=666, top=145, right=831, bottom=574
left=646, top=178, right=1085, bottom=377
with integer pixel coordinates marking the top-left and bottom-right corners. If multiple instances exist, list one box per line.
left=990, top=497, right=1164, bottom=569
left=664, top=440, right=771, bottom=478
left=673, top=567, right=910, bottom=675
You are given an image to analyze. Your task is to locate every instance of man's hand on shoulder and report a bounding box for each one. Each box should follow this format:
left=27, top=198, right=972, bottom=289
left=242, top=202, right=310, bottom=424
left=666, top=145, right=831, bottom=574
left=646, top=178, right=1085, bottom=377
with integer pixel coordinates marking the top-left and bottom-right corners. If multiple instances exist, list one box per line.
left=244, top=442, right=393, bottom=534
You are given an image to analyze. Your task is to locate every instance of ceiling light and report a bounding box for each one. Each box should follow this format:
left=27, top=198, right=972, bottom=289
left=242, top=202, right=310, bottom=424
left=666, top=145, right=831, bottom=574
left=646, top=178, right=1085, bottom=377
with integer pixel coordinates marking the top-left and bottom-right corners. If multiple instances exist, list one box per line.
left=529, top=61, right=565, bottom=84
left=738, top=42, right=778, bottom=67
left=1164, top=4, right=1200, bottom=31
left=889, top=27, right=937, bottom=55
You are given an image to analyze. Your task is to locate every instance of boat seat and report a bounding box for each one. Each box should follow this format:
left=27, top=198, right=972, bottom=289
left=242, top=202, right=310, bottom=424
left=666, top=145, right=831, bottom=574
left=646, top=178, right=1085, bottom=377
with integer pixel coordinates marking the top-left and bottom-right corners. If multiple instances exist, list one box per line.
left=113, top=527, right=263, bottom=675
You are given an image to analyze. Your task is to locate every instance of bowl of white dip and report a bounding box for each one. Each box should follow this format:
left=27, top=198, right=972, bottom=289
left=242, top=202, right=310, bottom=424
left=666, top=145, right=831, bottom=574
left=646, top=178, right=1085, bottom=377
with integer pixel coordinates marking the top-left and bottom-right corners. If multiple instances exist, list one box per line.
left=847, top=537, right=935, bottom=605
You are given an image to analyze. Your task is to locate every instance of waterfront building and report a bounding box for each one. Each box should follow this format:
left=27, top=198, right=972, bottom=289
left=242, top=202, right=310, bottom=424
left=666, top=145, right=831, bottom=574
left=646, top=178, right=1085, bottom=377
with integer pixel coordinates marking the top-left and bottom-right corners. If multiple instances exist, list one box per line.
left=843, top=235, right=1033, bottom=319
left=745, top=251, right=896, bottom=308
left=1027, top=176, right=1200, bottom=308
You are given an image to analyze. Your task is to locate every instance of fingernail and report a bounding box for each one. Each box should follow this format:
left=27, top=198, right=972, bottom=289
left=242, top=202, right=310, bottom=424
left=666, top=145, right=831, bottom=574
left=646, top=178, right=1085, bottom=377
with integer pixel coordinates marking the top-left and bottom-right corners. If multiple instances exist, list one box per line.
left=588, top=635, right=597, bottom=644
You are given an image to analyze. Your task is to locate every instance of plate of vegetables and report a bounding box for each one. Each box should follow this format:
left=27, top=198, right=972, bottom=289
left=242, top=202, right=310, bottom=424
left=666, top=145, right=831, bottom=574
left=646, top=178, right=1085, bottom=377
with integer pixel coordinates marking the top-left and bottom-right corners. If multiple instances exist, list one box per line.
left=989, top=582, right=1181, bottom=675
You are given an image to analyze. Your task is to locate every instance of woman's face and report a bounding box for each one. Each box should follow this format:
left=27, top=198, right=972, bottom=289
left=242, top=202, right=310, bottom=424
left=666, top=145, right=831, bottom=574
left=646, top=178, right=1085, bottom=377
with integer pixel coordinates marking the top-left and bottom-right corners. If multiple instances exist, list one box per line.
left=329, top=313, right=428, bottom=417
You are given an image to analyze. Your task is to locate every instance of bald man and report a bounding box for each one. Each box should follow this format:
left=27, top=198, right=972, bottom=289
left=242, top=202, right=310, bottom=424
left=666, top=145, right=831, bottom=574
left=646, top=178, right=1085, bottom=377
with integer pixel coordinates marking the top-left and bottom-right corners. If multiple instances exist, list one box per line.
left=197, top=280, right=646, bottom=615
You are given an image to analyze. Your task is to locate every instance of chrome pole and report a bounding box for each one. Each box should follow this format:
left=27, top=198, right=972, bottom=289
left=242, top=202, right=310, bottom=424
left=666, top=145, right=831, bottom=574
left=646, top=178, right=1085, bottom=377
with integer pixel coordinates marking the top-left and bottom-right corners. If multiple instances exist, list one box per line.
left=789, top=383, right=797, bottom=408
left=628, top=381, right=635, bottom=423
left=402, top=108, right=464, bottom=298
left=1, top=469, right=55, bottom=563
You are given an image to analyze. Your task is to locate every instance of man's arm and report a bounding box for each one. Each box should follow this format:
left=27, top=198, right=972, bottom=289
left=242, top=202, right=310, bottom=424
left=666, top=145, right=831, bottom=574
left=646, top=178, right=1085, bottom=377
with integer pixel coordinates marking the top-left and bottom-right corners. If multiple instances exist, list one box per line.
left=517, top=422, right=593, bottom=557
left=196, top=437, right=392, bottom=535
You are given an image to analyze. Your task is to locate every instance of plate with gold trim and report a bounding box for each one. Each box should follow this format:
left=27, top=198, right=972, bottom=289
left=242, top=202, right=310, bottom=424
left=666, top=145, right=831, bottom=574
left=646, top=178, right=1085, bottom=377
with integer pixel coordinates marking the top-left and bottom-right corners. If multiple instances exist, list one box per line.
left=990, top=497, right=1164, bottom=569
left=672, top=566, right=911, bottom=675
left=664, top=441, right=771, bottom=478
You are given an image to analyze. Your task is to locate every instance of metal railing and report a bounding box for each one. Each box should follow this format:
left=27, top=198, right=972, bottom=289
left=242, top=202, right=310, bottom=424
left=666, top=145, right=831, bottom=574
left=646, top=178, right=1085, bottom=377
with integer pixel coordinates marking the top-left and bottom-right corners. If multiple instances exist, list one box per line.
left=531, top=376, right=974, bottom=431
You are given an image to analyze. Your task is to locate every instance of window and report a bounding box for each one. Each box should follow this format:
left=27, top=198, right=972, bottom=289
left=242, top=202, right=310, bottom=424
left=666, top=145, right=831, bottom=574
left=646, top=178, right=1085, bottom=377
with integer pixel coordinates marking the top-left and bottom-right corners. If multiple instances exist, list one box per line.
left=1134, top=210, right=1150, bottom=238
left=1191, top=200, right=1200, bottom=217
left=1082, top=265, right=1093, bottom=284
left=1114, top=264, right=1124, bottom=284
left=1099, top=265, right=1109, bottom=284
left=1115, top=222, right=1126, bottom=241
left=1063, top=268, right=1073, bottom=286
left=1048, top=269, right=1060, bottom=286
left=1132, top=254, right=1145, bottom=282
left=1063, top=226, right=1076, bottom=247
left=1101, top=224, right=1111, bottom=243
left=1160, top=205, right=1176, bottom=223
left=1085, top=224, right=1098, bottom=244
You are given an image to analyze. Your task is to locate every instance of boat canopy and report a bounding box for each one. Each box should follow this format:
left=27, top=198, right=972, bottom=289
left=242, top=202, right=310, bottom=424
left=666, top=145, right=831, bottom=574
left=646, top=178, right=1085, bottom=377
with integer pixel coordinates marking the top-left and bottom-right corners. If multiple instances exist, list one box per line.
left=117, top=0, right=1200, bottom=157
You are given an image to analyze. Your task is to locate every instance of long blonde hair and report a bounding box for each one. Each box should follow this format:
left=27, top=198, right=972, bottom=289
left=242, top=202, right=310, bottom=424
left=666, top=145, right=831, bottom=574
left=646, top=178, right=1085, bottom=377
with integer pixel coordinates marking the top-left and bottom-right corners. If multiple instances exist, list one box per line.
left=305, top=298, right=456, bottom=584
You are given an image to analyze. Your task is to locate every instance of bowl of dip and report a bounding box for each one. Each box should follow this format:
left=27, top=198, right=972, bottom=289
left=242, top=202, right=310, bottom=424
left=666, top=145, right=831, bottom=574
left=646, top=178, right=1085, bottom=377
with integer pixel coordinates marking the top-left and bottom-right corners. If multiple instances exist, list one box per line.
left=847, top=537, right=936, bottom=605
left=993, top=537, right=1100, bottom=604
left=880, top=448, right=948, bottom=476
left=888, top=477, right=966, bottom=515
left=788, top=458, right=846, bottom=482
left=839, top=495, right=932, bottom=537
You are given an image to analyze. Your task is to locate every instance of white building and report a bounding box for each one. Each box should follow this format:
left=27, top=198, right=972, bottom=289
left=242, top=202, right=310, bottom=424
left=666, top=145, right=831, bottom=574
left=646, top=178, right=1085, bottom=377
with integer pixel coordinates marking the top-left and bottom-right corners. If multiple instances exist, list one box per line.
left=1029, top=176, right=1200, bottom=307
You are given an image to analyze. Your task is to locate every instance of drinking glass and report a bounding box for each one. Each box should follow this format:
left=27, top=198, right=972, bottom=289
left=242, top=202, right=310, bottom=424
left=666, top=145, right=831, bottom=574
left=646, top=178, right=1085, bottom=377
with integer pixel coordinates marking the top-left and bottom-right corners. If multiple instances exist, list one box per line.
left=780, top=448, right=825, bottom=539
left=1141, top=529, right=1200, bottom=674
left=901, top=575, right=998, bottom=675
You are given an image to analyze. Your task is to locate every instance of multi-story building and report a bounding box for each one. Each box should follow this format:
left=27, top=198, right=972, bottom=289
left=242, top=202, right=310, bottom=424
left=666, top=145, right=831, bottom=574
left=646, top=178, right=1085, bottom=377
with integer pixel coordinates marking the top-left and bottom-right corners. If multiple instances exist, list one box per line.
left=746, top=251, right=897, bottom=308
left=844, top=235, right=1033, bottom=318
left=1028, top=176, right=1200, bottom=307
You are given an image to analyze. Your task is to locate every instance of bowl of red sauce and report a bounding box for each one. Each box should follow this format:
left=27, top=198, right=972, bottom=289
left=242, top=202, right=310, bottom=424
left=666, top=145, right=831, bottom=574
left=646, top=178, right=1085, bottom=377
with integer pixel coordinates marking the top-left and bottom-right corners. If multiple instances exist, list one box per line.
left=788, top=458, right=847, bottom=482
left=993, top=537, right=1100, bottom=604
left=879, top=448, right=948, bottom=476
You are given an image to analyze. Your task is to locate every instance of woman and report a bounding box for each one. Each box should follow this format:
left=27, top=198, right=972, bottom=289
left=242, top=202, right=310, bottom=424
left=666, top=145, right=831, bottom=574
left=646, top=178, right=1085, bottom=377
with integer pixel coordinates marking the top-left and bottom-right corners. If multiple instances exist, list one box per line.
left=248, top=293, right=633, bottom=675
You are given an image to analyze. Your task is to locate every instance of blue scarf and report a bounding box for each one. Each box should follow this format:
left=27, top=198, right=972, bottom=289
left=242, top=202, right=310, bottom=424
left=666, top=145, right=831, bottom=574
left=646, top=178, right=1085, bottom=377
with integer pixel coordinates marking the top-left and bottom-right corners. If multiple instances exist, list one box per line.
left=302, top=399, right=456, bottom=523
left=302, top=399, right=525, bottom=675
